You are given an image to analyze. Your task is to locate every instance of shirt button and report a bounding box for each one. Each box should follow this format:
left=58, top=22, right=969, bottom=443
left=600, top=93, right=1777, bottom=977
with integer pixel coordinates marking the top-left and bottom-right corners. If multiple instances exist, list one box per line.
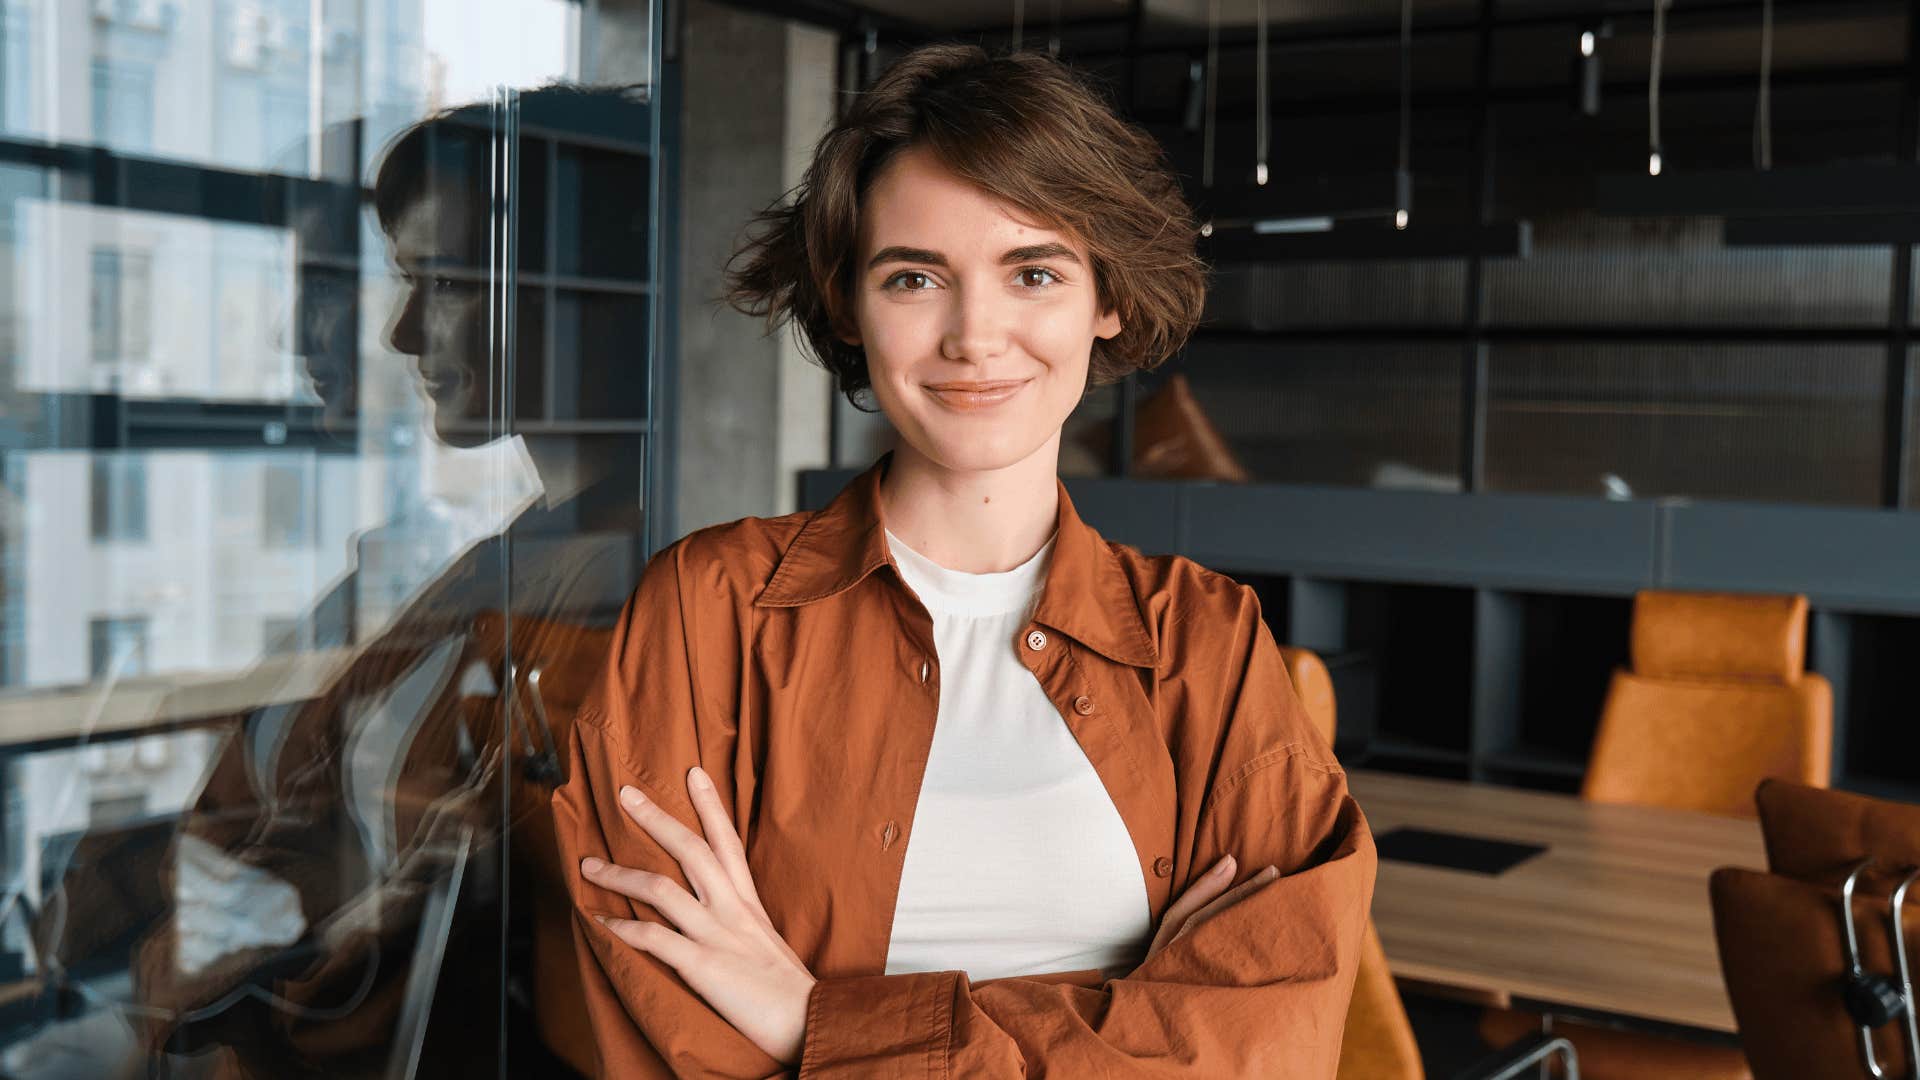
left=1072, top=695, right=1094, bottom=715
left=1152, top=857, right=1173, bottom=878
left=1025, top=629, right=1048, bottom=651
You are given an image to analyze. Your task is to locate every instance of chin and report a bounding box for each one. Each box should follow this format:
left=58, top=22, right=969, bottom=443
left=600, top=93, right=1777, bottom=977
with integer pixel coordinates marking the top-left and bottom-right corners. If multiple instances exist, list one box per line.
left=904, top=428, right=1057, bottom=475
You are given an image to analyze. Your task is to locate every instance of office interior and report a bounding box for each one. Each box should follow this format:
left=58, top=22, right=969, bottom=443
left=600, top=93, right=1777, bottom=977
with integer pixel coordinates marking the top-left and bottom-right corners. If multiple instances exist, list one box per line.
left=0, top=0, right=1917, bottom=1077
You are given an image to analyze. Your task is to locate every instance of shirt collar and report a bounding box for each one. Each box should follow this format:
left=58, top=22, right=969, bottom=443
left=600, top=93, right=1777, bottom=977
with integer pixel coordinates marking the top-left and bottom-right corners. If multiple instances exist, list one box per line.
left=755, top=450, right=1159, bottom=669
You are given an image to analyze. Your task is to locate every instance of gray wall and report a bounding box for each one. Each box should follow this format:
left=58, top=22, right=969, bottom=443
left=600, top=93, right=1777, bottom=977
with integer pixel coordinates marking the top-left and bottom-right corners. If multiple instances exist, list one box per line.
left=673, top=0, right=835, bottom=538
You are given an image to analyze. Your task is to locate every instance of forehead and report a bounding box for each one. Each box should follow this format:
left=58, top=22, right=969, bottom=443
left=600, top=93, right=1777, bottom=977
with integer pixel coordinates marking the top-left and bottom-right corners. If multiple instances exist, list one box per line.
left=858, top=145, right=1082, bottom=257
left=387, top=181, right=478, bottom=265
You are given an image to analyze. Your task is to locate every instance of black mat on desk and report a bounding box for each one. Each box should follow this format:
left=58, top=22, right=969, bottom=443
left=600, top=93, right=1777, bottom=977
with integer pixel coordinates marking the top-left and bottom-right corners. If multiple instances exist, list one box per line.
left=1374, top=827, right=1547, bottom=876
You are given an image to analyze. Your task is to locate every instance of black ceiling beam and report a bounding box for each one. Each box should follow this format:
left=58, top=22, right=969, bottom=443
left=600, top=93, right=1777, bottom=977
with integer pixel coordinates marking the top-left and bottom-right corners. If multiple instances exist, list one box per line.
left=1134, top=64, right=1909, bottom=127
left=1723, top=213, right=1920, bottom=245
left=704, top=0, right=937, bottom=40
left=1045, top=0, right=1900, bottom=64
left=1597, top=162, right=1920, bottom=217
left=1199, top=220, right=1530, bottom=262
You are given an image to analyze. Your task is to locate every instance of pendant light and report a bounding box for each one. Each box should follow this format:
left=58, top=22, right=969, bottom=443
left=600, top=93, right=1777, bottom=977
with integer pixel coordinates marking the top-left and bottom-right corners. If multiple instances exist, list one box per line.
left=1648, top=0, right=1668, bottom=176
left=1394, top=0, right=1412, bottom=229
left=1754, top=0, right=1774, bottom=171
left=1254, top=0, right=1269, bottom=186
left=1199, top=0, right=1219, bottom=237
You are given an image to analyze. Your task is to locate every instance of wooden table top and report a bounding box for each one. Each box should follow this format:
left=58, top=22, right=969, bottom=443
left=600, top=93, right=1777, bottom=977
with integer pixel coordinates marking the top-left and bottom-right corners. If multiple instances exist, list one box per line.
left=1348, top=768, right=1766, bottom=1034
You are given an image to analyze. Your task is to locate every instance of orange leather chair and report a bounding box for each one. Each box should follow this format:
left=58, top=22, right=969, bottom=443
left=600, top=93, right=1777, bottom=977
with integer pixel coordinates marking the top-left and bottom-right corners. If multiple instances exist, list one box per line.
left=1077, top=373, right=1253, bottom=482
left=474, top=612, right=617, bottom=1078
left=1480, top=590, right=1834, bottom=1079
left=1713, top=779, right=1920, bottom=1080
left=1279, top=645, right=1425, bottom=1080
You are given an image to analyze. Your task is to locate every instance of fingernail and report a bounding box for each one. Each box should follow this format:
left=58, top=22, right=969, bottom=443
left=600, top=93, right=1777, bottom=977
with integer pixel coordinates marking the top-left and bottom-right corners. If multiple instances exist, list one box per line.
left=689, top=766, right=712, bottom=791
left=581, top=857, right=604, bottom=874
left=620, top=785, right=643, bottom=806
left=1210, top=854, right=1235, bottom=877
left=592, top=914, right=608, bottom=925
left=1261, top=865, right=1279, bottom=882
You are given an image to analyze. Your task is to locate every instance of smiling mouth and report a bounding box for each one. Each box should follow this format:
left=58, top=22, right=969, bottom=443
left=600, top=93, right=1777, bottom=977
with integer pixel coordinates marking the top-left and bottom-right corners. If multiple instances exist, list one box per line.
left=415, top=365, right=471, bottom=400
left=925, top=379, right=1031, bottom=410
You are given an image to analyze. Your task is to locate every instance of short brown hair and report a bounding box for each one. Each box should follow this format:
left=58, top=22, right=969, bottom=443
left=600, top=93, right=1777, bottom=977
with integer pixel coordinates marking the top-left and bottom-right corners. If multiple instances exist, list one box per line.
left=725, top=43, right=1207, bottom=410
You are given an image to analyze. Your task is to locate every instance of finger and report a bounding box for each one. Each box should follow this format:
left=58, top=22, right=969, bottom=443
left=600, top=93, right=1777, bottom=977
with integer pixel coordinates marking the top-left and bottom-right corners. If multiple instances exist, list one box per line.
left=683, top=767, right=765, bottom=920
left=594, top=913, right=697, bottom=970
left=1175, top=864, right=1280, bottom=943
left=1149, top=854, right=1235, bottom=955
left=581, top=857, right=720, bottom=940
left=616, top=784, right=730, bottom=904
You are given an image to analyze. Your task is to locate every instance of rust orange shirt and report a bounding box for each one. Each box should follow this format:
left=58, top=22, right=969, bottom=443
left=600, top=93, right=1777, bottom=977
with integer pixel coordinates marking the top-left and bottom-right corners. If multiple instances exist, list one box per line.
left=552, top=450, right=1377, bottom=1077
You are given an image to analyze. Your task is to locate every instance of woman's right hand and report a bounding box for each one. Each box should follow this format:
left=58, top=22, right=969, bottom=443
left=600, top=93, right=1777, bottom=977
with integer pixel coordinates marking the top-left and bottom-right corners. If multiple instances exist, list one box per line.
left=1143, top=854, right=1281, bottom=962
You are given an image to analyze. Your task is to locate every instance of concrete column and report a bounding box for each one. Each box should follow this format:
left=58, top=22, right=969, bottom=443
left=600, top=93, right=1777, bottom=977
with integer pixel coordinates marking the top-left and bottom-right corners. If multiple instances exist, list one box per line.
left=673, top=0, right=834, bottom=536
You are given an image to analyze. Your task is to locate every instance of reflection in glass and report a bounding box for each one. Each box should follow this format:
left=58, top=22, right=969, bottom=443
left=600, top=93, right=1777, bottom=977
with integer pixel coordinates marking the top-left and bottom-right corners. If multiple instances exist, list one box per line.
left=1170, top=341, right=1463, bottom=489
left=0, top=4, right=656, bottom=1077
left=1486, top=343, right=1885, bottom=505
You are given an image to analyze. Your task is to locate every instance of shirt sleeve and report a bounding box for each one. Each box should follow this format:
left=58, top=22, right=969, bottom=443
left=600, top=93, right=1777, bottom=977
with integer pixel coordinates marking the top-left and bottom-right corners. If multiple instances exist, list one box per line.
left=798, top=582, right=1378, bottom=1078
left=550, top=539, right=791, bottom=1080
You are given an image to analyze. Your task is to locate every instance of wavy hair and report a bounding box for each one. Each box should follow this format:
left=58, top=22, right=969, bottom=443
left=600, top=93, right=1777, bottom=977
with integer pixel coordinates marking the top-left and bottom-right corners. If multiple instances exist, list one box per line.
left=724, top=43, right=1207, bottom=410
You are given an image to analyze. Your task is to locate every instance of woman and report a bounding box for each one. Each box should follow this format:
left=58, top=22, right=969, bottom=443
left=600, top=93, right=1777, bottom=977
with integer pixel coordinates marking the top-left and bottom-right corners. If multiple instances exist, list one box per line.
left=554, top=44, right=1376, bottom=1077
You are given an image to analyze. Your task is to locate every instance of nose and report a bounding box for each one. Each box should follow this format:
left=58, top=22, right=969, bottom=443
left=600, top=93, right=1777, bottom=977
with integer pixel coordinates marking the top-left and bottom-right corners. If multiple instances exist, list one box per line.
left=386, top=282, right=425, bottom=357
left=939, top=283, right=1011, bottom=364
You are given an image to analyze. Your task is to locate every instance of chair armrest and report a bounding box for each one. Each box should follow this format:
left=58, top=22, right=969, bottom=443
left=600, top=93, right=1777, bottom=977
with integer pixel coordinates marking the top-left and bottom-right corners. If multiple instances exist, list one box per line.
left=1452, top=1032, right=1581, bottom=1080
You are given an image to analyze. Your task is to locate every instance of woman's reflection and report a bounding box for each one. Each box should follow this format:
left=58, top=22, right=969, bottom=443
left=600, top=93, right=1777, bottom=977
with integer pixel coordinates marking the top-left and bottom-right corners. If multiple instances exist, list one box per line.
left=28, top=85, right=651, bottom=1080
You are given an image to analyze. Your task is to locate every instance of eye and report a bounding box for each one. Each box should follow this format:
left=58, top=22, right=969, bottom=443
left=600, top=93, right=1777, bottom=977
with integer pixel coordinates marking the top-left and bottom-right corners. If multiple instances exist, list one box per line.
left=882, top=270, right=935, bottom=292
left=1015, top=267, right=1062, bottom=289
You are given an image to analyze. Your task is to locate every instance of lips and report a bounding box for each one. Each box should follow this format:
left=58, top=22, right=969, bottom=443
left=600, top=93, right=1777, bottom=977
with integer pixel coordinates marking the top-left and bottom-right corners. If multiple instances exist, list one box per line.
left=925, top=378, right=1031, bottom=410
left=414, top=363, right=471, bottom=401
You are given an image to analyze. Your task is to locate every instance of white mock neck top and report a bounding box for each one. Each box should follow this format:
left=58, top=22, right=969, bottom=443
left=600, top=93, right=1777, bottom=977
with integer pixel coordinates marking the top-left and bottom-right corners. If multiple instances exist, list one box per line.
left=880, top=527, right=1152, bottom=982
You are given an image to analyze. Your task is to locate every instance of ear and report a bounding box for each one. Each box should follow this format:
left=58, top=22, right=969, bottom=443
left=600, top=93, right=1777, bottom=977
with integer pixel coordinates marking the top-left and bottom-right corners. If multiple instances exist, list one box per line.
left=833, top=310, right=863, bottom=347
left=1093, top=305, right=1122, bottom=341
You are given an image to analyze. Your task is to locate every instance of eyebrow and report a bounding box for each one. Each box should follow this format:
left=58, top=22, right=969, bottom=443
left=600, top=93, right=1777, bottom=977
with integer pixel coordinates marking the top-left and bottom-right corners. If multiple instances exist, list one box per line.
left=865, top=242, right=1083, bottom=271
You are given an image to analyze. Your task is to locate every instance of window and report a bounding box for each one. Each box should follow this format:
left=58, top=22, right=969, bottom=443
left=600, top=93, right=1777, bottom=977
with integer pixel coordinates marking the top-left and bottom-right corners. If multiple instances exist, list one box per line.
left=89, top=456, right=149, bottom=542
left=88, top=616, right=150, bottom=680
left=260, top=460, right=311, bottom=547
left=89, top=58, right=155, bottom=153
left=90, top=248, right=153, bottom=366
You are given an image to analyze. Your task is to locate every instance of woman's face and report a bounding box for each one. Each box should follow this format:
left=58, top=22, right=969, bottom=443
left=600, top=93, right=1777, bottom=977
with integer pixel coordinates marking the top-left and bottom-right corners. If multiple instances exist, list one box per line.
left=383, top=182, right=491, bottom=447
left=844, top=145, right=1121, bottom=474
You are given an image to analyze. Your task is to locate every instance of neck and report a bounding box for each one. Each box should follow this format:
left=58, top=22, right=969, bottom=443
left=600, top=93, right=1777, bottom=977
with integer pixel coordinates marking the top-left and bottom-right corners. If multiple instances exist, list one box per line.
left=878, top=433, right=1062, bottom=574
left=520, top=433, right=609, bottom=508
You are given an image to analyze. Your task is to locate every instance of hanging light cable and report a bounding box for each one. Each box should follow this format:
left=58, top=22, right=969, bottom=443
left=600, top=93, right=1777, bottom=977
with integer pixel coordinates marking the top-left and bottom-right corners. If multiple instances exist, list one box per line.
left=1048, top=0, right=1062, bottom=57
left=1255, top=0, right=1269, bottom=186
left=1395, top=0, right=1412, bottom=229
left=1012, top=0, right=1025, bottom=52
left=1754, top=0, right=1774, bottom=170
left=1199, top=0, right=1219, bottom=236
left=1648, top=0, right=1668, bottom=176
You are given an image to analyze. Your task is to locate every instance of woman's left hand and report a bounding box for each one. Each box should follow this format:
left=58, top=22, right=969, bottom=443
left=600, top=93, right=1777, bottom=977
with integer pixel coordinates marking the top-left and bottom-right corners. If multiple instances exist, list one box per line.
left=580, top=766, right=816, bottom=1066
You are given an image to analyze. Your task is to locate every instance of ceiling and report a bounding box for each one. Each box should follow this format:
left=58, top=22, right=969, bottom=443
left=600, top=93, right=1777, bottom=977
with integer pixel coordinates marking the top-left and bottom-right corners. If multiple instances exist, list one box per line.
left=830, top=0, right=1856, bottom=33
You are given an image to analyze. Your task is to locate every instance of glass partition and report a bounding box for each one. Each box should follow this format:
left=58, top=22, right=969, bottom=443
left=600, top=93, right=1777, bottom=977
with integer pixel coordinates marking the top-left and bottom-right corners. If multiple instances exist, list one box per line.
left=0, top=2, right=660, bottom=1076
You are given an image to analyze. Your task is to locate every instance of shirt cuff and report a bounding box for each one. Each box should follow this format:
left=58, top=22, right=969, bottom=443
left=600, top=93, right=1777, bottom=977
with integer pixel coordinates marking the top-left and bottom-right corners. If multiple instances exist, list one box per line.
left=800, top=970, right=958, bottom=1078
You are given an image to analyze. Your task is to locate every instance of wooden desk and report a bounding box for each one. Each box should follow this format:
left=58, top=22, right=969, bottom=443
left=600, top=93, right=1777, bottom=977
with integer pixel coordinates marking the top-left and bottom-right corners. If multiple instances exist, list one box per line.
left=1349, top=768, right=1765, bottom=1035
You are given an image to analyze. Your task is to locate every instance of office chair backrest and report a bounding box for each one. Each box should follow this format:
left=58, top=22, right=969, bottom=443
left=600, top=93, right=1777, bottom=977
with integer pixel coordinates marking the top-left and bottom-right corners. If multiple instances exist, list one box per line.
left=1713, top=780, right=1920, bottom=1080
left=1277, top=645, right=1338, bottom=750
left=1583, top=591, right=1832, bottom=817
left=1276, top=644, right=1424, bottom=1080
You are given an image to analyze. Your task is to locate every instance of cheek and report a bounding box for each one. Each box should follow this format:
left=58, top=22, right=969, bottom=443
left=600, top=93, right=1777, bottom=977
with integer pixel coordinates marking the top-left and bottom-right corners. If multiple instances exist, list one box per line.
left=858, top=300, right=942, bottom=374
left=426, top=295, right=484, bottom=348
left=1019, top=304, right=1099, bottom=373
